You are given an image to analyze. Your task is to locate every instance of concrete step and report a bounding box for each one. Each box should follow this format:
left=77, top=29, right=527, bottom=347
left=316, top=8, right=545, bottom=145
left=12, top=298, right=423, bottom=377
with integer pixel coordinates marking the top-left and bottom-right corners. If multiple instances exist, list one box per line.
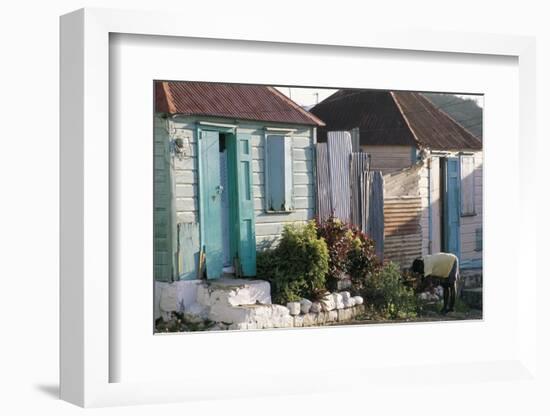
left=197, top=278, right=272, bottom=308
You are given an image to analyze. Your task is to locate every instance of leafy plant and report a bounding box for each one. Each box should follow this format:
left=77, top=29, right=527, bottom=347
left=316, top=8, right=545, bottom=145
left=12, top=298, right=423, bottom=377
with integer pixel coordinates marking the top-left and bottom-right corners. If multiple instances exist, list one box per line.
left=316, top=216, right=379, bottom=293
left=362, top=261, right=418, bottom=319
left=347, top=228, right=380, bottom=294
left=256, top=221, right=329, bottom=304
left=313, top=217, right=347, bottom=291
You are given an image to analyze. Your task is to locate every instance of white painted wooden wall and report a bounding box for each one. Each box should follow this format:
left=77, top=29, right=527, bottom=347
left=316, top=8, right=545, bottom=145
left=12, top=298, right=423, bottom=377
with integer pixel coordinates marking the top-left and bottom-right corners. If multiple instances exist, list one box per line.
left=423, top=151, right=483, bottom=264
left=163, top=115, right=316, bottom=259
left=360, top=144, right=415, bottom=173
left=459, top=151, right=483, bottom=263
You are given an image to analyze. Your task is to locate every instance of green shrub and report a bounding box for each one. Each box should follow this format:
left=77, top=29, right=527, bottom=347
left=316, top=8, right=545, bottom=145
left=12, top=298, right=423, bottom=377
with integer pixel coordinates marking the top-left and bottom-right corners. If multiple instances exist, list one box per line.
left=363, top=262, right=418, bottom=319
left=256, top=221, right=329, bottom=304
left=316, top=216, right=379, bottom=293
left=347, top=229, right=380, bottom=294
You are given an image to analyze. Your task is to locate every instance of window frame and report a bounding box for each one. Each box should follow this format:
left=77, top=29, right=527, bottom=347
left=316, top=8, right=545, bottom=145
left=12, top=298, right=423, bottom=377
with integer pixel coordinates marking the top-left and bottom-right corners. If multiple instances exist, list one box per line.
left=263, top=128, right=295, bottom=213
left=459, top=153, right=477, bottom=217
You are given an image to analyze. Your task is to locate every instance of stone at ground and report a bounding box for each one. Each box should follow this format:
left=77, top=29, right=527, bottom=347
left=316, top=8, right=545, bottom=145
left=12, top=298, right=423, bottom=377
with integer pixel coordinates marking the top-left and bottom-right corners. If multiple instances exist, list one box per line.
left=184, top=302, right=208, bottom=321
left=183, top=312, right=204, bottom=324
left=166, top=277, right=376, bottom=331
left=293, top=315, right=304, bottom=327
left=343, top=297, right=356, bottom=308
left=353, top=296, right=364, bottom=305
left=302, top=313, right=317, bottom=326
left=327, top=310, right=338, bottom=322
left=333, top=293, right=344, bottom=309
left=338, top=307, right=353, bottom=322
left=310, top=302, right=322, bottom=313
left=321, top=294, right=336, bottom=311
left=287, top=302, right=301, bottom=316
left=300, top=298, right=313, bottom=314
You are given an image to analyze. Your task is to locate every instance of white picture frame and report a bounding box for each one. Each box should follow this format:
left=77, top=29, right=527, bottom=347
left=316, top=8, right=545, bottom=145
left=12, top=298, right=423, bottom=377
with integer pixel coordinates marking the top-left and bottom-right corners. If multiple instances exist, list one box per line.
left=60, top=8, right=538, bottom=408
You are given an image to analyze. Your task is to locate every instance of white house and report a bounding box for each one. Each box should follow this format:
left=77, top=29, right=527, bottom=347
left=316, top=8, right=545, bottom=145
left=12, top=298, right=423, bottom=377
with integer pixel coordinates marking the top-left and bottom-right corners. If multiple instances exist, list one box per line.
left=153, top=81, right=324, bottom=317
left=311, top=90, right=483, bottom=270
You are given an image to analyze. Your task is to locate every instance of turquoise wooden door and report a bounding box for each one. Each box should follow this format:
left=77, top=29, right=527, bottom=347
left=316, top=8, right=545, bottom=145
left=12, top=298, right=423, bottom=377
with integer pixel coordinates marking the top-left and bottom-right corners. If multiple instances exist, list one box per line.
left=201, top=130, right=224, bottom=279
left=444, top=157, right=461, bottom=259
left=235, top=133, right=256, bottom=276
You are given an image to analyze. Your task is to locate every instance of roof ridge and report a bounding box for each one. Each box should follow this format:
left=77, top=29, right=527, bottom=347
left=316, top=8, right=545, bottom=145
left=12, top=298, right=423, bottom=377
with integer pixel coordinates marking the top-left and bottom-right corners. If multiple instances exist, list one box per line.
left=161, top=81, right=176, bottom=114
left=266, top=87, right=325, bottom=127
left=389, top=91, right=423, bottom=149
left=419, top=93, right=482, bottom=146
left=393, top=91, right=482, bottom=150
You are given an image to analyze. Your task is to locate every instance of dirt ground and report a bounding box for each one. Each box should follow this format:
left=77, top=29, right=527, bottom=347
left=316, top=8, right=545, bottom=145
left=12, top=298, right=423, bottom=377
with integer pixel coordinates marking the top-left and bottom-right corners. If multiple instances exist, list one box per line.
left=330, top=300, right=482, bottom=326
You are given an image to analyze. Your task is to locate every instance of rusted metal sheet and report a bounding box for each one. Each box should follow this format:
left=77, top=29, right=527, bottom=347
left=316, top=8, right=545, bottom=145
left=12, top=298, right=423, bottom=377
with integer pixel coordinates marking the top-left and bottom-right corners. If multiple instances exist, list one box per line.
left=311, top=90, right=417, bottom=146
left=384, top=196, right=422, bottom=237
left=384, top=234, right=422, bottom=268
left=392, top=92, right=482, bottom=150
left=155, top=81, right=325, bottom=126
left=311, top=89, right=481, bottom=150
left=383, top=196, right=422, bottom=267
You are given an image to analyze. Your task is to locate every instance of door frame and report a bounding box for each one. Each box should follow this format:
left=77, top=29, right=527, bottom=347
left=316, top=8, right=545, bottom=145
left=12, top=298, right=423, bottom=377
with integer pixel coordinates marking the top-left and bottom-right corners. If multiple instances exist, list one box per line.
left=197, top=123, right=239, bottom=278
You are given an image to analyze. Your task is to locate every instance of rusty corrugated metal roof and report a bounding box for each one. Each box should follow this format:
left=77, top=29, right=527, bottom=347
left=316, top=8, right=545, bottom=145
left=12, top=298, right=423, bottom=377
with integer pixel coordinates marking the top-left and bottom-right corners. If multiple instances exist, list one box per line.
left=392, top=92, right=482, bottom=150
left=155, top=81, right=324, bottom=127
left=310, top=89, right=482, bottom=150
left=311, top=90, right=417, bottom=146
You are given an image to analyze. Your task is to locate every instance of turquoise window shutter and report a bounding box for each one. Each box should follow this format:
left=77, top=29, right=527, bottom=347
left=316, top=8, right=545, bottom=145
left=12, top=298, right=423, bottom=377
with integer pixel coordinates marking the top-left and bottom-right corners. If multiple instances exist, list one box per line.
left=236, top=133, right=256, bottom=276
left=266, top=135, right=293, bottom=212
left=444, top=157, right=461, bottom=260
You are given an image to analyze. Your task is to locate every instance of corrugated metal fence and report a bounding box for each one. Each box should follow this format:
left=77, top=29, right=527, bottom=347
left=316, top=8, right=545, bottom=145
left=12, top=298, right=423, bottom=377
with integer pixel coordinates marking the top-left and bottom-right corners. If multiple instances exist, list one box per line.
left=327, top=131, right=353, bottom=222
left=383, top=196, right=422, bottom=267
left=316, top=131, right=384, bottom=257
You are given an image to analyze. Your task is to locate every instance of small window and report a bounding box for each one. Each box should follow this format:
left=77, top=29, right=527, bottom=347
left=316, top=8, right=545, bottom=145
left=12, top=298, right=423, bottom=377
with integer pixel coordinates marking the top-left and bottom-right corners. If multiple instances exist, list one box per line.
left=265, top=134, right=293, bottom=212
left=460, top=155, right=476, bottom=216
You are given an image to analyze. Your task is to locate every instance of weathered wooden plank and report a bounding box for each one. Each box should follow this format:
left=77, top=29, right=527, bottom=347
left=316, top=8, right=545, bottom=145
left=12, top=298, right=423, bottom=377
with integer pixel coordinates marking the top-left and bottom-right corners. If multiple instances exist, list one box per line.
left=178, top=222, right=200, bottom=280
left=173, top=157, right=197, bottom=171
left=255, top=209, right=314, bottom=224
left=175, top=170, right=197, bottom=185
left=176, top=197, right=198, bottom=212
left=293, top=148, right=313, bottom=161
left=175, top=184, right=197, bottom=198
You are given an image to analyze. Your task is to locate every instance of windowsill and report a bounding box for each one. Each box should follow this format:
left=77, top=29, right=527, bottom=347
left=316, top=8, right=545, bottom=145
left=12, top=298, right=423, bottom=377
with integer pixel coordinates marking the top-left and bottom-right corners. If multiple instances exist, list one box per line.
left=264, top=210, right=295, bottom=214
left=460, top=213, right=477, bottom=217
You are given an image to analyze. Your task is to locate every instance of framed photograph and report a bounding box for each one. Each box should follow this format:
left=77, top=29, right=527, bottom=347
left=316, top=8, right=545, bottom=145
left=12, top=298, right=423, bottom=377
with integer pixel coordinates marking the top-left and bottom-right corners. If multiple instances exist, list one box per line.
left=60, top=8, right=537, bottom=407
